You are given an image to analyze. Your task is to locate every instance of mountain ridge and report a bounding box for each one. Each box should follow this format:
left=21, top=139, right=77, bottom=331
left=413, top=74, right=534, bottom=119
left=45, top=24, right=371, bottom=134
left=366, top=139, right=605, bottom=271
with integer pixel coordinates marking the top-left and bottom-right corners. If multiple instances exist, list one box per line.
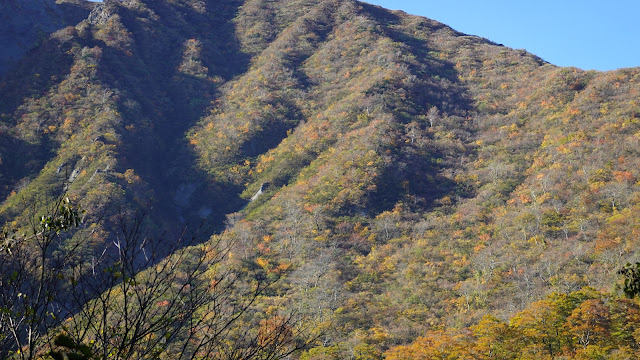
left=2, top=0, right=640, bottom=358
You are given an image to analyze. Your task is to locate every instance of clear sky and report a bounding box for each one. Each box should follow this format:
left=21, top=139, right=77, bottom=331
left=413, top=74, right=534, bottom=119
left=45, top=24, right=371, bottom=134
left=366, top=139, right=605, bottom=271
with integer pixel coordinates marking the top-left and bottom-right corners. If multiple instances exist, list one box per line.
left=362, top=0, right=640, bottom=71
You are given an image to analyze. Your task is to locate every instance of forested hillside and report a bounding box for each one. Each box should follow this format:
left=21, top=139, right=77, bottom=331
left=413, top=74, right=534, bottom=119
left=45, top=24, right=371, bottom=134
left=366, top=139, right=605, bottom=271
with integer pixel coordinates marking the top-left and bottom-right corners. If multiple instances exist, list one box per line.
left=0, top=0, right=92, bottom=75
left=2, top=0, right=640, bottom=358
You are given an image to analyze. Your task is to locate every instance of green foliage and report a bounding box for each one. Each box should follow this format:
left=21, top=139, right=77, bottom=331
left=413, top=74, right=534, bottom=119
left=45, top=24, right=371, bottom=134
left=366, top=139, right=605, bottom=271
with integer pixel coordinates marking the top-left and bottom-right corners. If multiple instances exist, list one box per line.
left=619, top=262, right=640, bottom=299
left=39, top=197, right=81, bottom=233
left=2, top=0, right=640, bottom=358
left=0, top=195, right=83, bottom=359
left=47, top=335, right=94, bottom=360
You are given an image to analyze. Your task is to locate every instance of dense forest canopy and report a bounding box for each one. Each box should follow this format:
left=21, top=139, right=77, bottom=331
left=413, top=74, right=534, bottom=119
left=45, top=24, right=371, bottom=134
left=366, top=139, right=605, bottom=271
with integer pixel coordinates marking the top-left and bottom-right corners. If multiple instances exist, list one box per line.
left=1, top=0, right=640, bottom=358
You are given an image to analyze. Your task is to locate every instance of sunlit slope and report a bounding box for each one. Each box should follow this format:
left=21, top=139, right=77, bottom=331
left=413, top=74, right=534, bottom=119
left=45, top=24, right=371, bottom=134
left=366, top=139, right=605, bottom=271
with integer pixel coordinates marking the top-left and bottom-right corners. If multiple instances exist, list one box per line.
left=1, top=0, right=640, bottom=356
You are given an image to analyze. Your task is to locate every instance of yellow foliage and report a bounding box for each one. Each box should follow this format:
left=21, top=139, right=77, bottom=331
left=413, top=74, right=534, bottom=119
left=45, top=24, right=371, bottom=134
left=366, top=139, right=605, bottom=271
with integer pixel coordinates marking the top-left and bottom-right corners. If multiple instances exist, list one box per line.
left=256, top=257, right=269, bottom=269
left=44, top=125, right=57, bottom=133
left=123, top=169, right=141, bottom=184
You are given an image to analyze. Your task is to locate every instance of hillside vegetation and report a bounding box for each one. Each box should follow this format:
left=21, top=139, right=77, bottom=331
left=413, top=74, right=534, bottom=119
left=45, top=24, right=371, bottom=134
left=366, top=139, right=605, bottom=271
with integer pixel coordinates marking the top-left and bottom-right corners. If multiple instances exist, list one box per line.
left=2, top=0, right=640, bottom=358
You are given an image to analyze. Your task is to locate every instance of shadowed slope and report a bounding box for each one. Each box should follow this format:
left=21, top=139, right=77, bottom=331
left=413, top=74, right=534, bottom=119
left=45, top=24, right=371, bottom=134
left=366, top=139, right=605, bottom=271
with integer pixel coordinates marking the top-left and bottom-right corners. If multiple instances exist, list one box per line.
left=2, top=0, right=640, bottom=357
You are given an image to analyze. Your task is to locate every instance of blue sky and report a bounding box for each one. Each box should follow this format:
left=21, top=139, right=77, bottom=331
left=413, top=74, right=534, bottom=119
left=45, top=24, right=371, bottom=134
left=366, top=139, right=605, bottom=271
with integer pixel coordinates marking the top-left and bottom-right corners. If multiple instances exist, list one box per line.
left=362, top=0, right=640, bottom=71
left=87, top=0, right=638, bottom=71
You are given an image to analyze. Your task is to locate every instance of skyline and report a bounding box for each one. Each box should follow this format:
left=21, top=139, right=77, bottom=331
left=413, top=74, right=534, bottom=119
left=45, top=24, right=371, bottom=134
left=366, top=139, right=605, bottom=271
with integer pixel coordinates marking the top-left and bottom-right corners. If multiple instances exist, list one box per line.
left=86, top=0, right=639, bottom=71
left=362, top=0, right=640, bottom=71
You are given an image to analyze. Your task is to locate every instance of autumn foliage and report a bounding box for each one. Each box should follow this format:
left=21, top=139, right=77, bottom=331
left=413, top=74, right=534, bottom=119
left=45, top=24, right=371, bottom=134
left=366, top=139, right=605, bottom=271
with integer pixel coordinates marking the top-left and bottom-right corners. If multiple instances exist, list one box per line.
left=386, top=289, right=640, bottom=359
left=1, top=0, right=640, bottom=358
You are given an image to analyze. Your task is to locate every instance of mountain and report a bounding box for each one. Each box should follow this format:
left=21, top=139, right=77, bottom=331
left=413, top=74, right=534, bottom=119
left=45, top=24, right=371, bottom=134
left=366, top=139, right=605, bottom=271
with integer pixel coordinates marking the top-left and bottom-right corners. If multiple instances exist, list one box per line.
left=2, top=0, right=640, bottom=358
left=0, top=0, right=93, bottom=75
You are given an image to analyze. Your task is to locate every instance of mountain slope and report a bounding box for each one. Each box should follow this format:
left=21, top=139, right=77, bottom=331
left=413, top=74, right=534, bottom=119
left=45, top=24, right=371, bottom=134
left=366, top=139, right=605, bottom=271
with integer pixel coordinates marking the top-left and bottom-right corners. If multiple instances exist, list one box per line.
left=1, top=0, right=640, bottom=357
left=1, top=0, right=251, bottom=238
left=0, top=0, right=92, bottom=75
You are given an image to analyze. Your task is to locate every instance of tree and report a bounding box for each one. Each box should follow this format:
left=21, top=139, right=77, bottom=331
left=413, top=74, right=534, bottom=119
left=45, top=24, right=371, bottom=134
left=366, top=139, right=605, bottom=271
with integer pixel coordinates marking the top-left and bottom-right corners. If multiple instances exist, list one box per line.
left=472, top=315, right=519, bottom=359
left=567, top=299, right=611, bottom=348
left=619, top=262, right=640, bottom=299
left=510, top=299, right=568, bottom=357
left=384, top=329, right=475, bottom=359
left=426, top=106, right=439, bottom=128
left=1, top=197, right=317, bottom=359
left=0, top=195, right=82, bottom=360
